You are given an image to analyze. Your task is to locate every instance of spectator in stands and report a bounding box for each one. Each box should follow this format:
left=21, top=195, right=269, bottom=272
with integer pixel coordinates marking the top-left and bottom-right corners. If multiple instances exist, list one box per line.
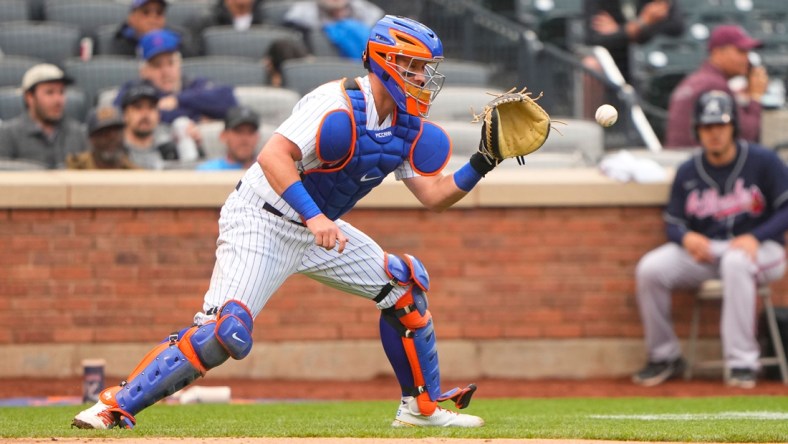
left=266, top=38, right=310, bottom=87
left=114, top=29, right=238, bottom=125
left=633, top=90, right=788, bottom=389
left=0, top=64, right=87, bottom=169
left=119, top=81, right=179, bottom=170
left=197, top=106, right=260, bottom=170
left=106, top=0, right=197, bottom=58
left=283, top=0, right=384, bottom=61
left=67, top=105, right=136, bottom=170
left=192, top=0, right=265, bottom=35
left=584, top=0, right=684, bottom=83
left=189, top=0, right=309, bottom=87
left=665, top=25, right=767, bottom=148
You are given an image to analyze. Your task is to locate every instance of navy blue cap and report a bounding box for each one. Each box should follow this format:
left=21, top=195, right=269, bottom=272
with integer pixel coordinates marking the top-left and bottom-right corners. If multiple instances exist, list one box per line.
left=137, top=29, right=180, bottom=61
left=130, top=0, right=167, bottom=10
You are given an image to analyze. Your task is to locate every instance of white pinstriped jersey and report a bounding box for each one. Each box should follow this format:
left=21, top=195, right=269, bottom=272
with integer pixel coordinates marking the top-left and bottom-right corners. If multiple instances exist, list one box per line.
left=202, top=76, right=411, bottom=318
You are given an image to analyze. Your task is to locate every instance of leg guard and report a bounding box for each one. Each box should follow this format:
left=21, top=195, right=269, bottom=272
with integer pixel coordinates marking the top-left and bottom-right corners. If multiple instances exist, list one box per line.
left=378, top=254, right=476, bottom=416
left=100, top=300, right=254, bottom=427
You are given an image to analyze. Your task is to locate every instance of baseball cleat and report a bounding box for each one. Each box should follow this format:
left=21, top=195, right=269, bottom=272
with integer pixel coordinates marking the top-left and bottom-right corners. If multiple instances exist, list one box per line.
left=71, top=386, right=136, bottom=430
left=632, top=357, right=686, bottom=387
left=391, top=396, right=484, bottom=428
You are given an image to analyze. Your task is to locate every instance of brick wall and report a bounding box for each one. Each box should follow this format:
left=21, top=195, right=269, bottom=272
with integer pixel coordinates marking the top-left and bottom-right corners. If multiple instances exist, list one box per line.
left=2, top=205, right=787, bottom=346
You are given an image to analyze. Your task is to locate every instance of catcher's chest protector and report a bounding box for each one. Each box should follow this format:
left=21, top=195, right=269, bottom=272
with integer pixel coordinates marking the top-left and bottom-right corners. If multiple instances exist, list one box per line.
left=301, top=80, right=450, bottom=220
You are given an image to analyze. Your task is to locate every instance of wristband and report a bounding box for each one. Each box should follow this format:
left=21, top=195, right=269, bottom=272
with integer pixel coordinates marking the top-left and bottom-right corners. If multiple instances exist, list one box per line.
left=281, top=181, right=322, bottom=221
left=453, top=161, right=483, bottom=192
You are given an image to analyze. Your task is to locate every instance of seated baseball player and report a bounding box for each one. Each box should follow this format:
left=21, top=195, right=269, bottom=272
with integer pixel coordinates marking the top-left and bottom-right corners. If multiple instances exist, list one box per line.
left=73, top=15, right=549, bottom=430
left=633, top=90, right=788, bottom=389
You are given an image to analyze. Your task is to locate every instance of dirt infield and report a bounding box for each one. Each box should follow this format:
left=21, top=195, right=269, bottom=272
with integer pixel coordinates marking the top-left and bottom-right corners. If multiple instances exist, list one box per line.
left=2, top=375, right=786, bottom=401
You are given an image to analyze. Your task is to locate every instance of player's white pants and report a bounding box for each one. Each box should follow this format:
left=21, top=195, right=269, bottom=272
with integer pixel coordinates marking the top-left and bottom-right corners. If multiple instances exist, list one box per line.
left=635, top=240, right=786, bottom=370
left=203, top=187, right=407, bottom=318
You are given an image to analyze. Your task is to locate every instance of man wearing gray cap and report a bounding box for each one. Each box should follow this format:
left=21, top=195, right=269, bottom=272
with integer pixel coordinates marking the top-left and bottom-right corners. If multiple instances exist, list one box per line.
left=0, top=64, right=88, bottom=169
left=197, top=106, right=260, bottom=171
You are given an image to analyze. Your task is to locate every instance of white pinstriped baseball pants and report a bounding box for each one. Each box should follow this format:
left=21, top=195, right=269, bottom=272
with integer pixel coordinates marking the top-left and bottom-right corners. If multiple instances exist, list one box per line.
left=202, top=188, right=407, bottom=319
left=635, top=240, right=786, bottom=370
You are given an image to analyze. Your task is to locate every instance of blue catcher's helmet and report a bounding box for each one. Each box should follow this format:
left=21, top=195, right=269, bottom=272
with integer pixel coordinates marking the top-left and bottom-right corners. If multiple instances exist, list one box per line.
left=363, top=15, right=445, bottom=117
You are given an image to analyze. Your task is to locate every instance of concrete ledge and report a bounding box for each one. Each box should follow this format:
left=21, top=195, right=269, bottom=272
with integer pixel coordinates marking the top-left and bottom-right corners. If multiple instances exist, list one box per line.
left=0, top=172, right=69, bottom=208
left=0, top=168, right=673, bottom=209
left=0, top=339, right=720, bottom=380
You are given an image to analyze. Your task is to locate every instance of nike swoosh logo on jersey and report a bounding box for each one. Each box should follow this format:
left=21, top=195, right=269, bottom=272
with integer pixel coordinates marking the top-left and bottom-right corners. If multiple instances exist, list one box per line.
left=232, top=332, right=246, bottom=344
left=360, top=174, right=382, bottom=182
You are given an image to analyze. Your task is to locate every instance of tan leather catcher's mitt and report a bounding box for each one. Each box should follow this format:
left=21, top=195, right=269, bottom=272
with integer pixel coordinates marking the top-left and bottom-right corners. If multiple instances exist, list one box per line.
left=473, top=87, right=551, bottom=165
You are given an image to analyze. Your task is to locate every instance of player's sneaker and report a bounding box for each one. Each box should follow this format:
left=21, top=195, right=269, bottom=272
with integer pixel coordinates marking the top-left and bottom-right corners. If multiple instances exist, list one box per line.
left=632, top=357, right=686, bottom=387
left=71, top=386, right=135, bottom=429
left=391, top=396, right=484, bottom=428
left=726, top=368, right=757, bottom=389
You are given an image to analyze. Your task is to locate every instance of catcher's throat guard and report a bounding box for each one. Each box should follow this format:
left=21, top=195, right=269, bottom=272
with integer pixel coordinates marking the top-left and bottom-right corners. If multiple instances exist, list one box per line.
left=99, top=301, right=254, bottom=427
left=378, top=254, right=477, bottom=415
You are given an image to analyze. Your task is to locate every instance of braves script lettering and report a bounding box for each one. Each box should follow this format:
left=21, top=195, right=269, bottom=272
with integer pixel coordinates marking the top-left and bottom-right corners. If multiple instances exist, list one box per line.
left=685, top=178, right=765, bottom=220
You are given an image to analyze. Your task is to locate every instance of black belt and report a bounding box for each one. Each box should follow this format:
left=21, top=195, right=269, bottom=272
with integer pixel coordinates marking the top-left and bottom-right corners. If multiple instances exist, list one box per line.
left=237, top=180, right=305, bottom=227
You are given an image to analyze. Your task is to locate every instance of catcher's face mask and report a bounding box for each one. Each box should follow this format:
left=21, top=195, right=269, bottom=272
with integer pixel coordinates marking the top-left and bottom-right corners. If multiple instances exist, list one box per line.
left=389, top=55, right=444, bottom=117
left=366, top=15, right=444, bottom=117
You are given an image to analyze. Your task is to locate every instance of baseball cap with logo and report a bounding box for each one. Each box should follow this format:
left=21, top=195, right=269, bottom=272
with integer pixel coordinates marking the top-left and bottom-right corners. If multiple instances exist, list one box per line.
left=224, top=106, right=260, bottom=130
left=87, top=105, right=125, bottom=135
left=21, top=64, right=72, bottom=92
left=120, top=82, right=160, bottom=108
left=707, top=25, right=762, bottom=52
left=138, top=29, right=181, bottom=61
left=130, top=0, right=167, bottom=10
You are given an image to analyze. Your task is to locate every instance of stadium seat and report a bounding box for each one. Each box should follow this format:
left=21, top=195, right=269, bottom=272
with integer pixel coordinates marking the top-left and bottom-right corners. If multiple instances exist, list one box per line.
left=0, top=0, right=29, bottom=23
left=233, top=85, right=301, bottom=127
left=539, top=118, right=603, bottom=164
left=306, top=30, right=341, bottom=58
left=427, top=86, right=504, bottom=122
left=0, top=86, right=88, bottom=122
left=182, top=56, right=266, bottom=86
left=515, top=0, right=584, bottom=49
left=63, top=56, right=140, bottom=107
left=0, top=55, right=44, bottom=88
left=43, top=1, right=127, bottom=41
left=202, top=25, right=303, bottom=60
left=438, top=60, right=493, bottom=87
left=166, top=0, right=212, bottom=29
left=630, top=37, right=705, bottom=111
left=280, top=56, right=367, bottom=96
left=0, top=21, right=81, bottom=65
left=684, top=279, right=788, bottom=385
left=257, top=1, right=293, bottom=26
left=94, top=24, right=120, bottom=56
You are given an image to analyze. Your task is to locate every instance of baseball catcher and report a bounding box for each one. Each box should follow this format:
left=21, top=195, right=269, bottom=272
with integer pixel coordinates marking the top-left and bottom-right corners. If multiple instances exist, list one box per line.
left=72, top=14, right=552, bottom=432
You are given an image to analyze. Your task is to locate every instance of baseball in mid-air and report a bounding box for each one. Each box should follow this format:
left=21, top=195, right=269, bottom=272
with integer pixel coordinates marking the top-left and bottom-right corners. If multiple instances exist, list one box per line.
left=595, top=104, right=618, bottom=127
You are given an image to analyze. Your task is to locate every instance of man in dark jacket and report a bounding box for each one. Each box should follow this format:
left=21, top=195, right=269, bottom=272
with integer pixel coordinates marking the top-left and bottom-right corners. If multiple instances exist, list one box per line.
left=106, top=0, right=197, bottom=57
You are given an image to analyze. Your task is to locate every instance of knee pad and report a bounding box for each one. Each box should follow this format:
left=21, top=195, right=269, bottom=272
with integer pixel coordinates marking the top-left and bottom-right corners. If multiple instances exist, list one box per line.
left=112, top=300, right=254, bottom=417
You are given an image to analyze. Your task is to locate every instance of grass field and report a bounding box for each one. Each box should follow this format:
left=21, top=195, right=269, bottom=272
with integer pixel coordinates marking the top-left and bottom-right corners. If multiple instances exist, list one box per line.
left=1, top=397, right=787, bottom=442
